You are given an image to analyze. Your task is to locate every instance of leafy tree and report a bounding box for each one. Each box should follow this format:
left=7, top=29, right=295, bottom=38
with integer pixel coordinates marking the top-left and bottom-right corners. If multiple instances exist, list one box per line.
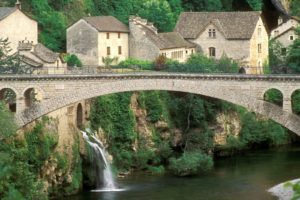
left=290, top=0, right=300, bottom=17
left=138, top=0, right=176, bottom=32
left=182, top=0, right=223, bottom=11
left=288, top=27, right=300, bottom=73
left=102, top=56, right=119, bottom=68
left=66, top=54, right=82, bottom=68
left=269, top=39, right=287, bottom=74
left=0, top=38, right=32, bottom=74
left=168, top=152, right=213, bottom=176
left=246, top=0, right=263, bottom=11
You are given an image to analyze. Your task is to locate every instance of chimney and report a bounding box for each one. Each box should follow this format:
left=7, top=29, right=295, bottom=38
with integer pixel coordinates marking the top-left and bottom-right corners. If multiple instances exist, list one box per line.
left=15, top=0, right=21, bottom=10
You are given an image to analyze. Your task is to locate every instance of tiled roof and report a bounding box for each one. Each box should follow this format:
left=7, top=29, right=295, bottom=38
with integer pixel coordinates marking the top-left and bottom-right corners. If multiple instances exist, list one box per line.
left=0, top=7, right=16, bottom=21
left=83, top=16, right=129, bottom=33
left=175, top=11, right=262, bottom=39
left=33, top=43, right=59, bottom=63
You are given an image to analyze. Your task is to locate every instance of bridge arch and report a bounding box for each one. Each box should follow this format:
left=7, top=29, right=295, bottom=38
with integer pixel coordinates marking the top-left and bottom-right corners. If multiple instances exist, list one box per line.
left=263, top=88, right=283, bottom=107
left=23, top=87, right=44, bottom=108
left=76, top=103, right=83, bottom=128
left=0, top=88, right=17, bottom=112
left=291, top=89, right=300, bottom=115
left=16, top=78, right=300, bottom=136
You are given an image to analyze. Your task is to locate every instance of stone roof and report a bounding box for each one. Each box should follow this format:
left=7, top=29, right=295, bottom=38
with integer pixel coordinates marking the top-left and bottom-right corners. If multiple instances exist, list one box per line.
left=0, top=7, right=16, bottom=21
left=175, top=11, right=262, bottom=40
left=83, top=16, right=129, bottom=33
left=157, top=32, right=195, bottom=49
left=33, top=43, right=59, bottom=63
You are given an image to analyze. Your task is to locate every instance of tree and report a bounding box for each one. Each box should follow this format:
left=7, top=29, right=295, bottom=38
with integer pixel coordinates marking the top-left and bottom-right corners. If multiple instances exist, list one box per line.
left=290, top=0, right=300, bottom=17
left=102, top=56, right=118, bottom=68
left=138, top=0, right=176, bottom=32
left=182, top=0, right=223, bottom=11
left=0, top=38, right=32, bottom=74
left=269, top=39, right=287, bottom=74
left=246, top=0, right=263, bottom=11
left=287, top=27, right=300, bottom=73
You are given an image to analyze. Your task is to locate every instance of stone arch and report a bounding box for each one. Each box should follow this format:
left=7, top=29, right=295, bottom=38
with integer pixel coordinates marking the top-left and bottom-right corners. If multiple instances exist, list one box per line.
left=291, top=89, right=300, bottom=115
left=238, top=67, right=246, bottom=74
left=23, top=87, right=43, bottom=108
left=0, top=88, right=17, bottom=112
left=76, top=103, right=83, bottom=128
left=263, top=88, right=283, bottom=107
left=16, top=79, right=300, bottom=136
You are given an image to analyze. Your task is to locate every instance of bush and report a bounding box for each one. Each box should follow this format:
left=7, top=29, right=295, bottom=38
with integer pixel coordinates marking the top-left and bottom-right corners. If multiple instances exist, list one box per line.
left=168, top=152, right=213, bottom=176
left=134, top=148, right=155, bottom=170
left=118, top=58, right=153, bottom=70
left=154, top=55, right=167, bottom=71
left=65, top=54, right=82, bottom=67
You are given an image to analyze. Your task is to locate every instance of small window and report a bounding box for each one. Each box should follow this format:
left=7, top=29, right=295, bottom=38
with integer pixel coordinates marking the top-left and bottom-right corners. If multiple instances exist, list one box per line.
left=106, top=33, right=110, bottom=39
left=186, top=50, right=188, bottom=54
left=118, top=46, right=122, bottom=55
left=258, top=44, right=262, bottom=53
left=258, top=27, right=262, bottom=37
left=290, top=35, right=294, bottom=41
left=281, top=48, right=287, bottom=56
left=209, top=47, right=216, bottom=57
left=191, top=49, right=194, bottom=54
left=209, top=29, right=216, bottom=38
left=118, top=33, right=121, bottom=39
left=107, top=47, right=110, bottom=56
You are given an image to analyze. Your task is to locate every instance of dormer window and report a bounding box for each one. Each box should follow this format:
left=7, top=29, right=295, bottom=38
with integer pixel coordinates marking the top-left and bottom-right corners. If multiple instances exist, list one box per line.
left=209, top=29, right=216, bottom=38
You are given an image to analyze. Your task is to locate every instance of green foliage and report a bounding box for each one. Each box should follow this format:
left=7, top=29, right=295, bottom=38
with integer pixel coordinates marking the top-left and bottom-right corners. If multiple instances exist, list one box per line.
left=284, top=181, right=300, bottom=200
left=55, top=153, right=69, bottom=172
left=0, top=38, right=33, bottom=74
left=184, top=130, right=214, bottom=153
left=102, top=56, right=119, bottom=68
left=31, top=0, right=66, bottom=51
left=154, top=55, right=167, bottom=71
left=239, top=112, right=289, bottom=147
left=269, top=40, right=287, bottom=74
left=246, top=0, right=263, bottom=11
left=25, top=120, right=58, bottom=173
left=264, top=89, right=283, bottom=107
left=118, top=58, right=153, bottom=70
left=182, top=0, right=223, bottom=11
left=292, top=90, right=300, bottom=115
left=138, top=0, right=176, bottom=32
left=134, top=148, right=155, bottom=170
left=169, top=152, right=213, bottom=176
left=65, top=54, right=82, bottom=68
left=90, top=93, right=137, bottom=170
left=0, top=105, right=47, bottom=199
left=167, top=53, right=239, bottom=73
left=290, top=0, right=300, bottom=17
left=288, top=28, right=300, bottom=73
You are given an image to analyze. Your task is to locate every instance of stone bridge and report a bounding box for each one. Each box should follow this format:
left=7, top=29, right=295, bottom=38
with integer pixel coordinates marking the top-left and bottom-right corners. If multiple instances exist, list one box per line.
left=1, top=73, right=300, bottom=136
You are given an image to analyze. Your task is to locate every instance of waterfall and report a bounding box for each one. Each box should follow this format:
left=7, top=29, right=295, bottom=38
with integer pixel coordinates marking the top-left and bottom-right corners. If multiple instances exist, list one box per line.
left=82, top=130, right=120, bottom=192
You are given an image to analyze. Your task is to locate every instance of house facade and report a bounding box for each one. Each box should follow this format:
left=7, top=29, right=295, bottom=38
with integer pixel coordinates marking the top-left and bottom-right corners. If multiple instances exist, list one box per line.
left=129, top=16, right=196, bottom=63
left=0, top=5, right=37, bottom=53
left=270, top=17, right=299, bottom=48
left=67, top=16, right=129, bottom=66
left=175, top=12, right=269, bottom=74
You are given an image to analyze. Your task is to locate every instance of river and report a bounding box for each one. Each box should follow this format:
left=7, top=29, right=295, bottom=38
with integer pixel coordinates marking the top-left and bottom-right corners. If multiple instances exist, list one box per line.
left=67, top=146, right=300, bottom=200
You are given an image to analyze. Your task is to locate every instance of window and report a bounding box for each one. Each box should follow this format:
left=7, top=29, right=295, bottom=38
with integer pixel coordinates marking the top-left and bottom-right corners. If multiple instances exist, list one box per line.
left=107, top=47, right=110, bottom=56
left=290, top=35, right=294, bottom=41
left=281, top=48, right=287, bottom=56
left=209, top=47, right=216, bottom=57
left=258, top=26, right=262, bottom=37
left=118, top=46, right=122, bottom=55
left=209, top=29, right=216, bottom=38
left=106, top=33, right=110, bottom=39
left=118, top=33, right=121, bottom=39
left=274, top=30, right=279, bottom=36
left=171, top=51, right=183, bottom=59
left=258, top=44, right=262, bottom=53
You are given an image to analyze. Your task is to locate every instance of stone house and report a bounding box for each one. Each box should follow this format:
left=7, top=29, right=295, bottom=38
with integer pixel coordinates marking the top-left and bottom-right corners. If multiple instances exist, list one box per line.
left=67, top=16, right=129, bottom=66
left=270, top=16, right=299, bottom=54
left=0, top=2, right=37, bottom=53
left=129, top=16, right=196, bottom=63
left=17, top=40, right=67, bottom=74
left=175, top=12, right=269, bottom=74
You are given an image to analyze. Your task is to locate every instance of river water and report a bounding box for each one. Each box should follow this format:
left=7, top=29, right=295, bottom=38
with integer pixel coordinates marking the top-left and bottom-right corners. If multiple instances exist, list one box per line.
left=67, top=147, right=300, bottom=200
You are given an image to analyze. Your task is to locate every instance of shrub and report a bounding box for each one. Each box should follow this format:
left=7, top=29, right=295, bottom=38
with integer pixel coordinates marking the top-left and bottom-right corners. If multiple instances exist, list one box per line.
left=168, top=152, right=213, bottom=176
left=134, top=148, right=155, bottom=170
left=65, top=54, right=82, bottom=67
left=154, top=55, right=167, bottom=71
left=118, top=58, right=153, bottom=70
